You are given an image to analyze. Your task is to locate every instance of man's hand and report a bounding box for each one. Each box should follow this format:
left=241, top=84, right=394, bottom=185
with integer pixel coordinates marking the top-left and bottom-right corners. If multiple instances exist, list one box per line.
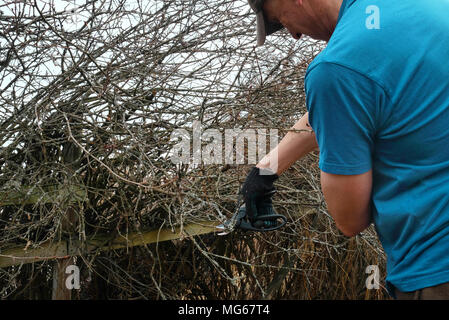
left=239, top=113, right=316, bottom=227
left=240, top=167, right=279, bottom=224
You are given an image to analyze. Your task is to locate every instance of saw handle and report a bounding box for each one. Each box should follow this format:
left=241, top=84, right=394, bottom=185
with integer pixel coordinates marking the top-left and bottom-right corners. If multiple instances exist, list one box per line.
left=238, top=213, right=287, bottom=232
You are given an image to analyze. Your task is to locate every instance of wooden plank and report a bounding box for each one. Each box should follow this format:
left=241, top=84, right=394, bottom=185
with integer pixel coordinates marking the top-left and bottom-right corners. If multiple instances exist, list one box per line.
left=0, top=220, right=221, bottom=268
left=52, top=257, right=75, bottom=300
left=51, top=140, right=81, bottom=300
left=52, top=204, right=79, bottom=300
left=92, top=220, right=221, bottom=250
left=0, top=185, right=87, bottom=206
left=0, top=241, right=72, bottom=267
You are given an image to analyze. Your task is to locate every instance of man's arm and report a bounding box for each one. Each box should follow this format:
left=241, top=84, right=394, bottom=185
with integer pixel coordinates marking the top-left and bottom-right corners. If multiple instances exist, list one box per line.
left=321, top=170, right=372, bottom=237
left=255, top=112, right=372, bottom=237
left=256, top=112, right=318, bottom=175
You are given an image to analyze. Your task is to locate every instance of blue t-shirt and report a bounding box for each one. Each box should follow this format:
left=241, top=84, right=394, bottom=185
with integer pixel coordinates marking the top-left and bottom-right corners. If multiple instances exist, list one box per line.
left=305, top=0, right=449, bottom=296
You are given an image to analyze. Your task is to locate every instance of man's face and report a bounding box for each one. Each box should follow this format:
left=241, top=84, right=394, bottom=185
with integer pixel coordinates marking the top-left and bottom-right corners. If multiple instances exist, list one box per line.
left=263, top=0, right=304, bottom=40
left=262, top=0, right=335, bottom=41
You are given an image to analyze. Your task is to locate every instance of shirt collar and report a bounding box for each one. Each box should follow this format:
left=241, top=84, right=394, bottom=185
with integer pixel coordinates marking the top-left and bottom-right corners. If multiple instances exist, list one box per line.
left=337, top=0, right=357, bottom=23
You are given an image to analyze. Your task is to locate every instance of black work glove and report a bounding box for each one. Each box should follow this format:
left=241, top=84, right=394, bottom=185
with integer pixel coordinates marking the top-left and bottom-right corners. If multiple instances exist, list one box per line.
left=240, top=167, right=279, bottom=225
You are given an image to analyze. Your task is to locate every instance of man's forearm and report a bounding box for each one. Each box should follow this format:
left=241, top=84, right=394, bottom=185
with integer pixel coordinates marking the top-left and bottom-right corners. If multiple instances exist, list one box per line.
left=256, top=112, right=318, bottom=175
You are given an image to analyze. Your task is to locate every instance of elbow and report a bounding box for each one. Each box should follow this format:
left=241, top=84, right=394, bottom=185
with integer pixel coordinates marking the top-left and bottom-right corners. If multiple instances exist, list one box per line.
left=335, top=220, right=369, bottom=238
left=338, top=227, right=360, bottom=238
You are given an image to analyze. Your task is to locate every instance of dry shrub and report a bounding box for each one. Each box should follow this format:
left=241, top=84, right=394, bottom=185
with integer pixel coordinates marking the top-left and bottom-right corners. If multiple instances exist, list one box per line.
left=0, top=0, right=387, bottom=299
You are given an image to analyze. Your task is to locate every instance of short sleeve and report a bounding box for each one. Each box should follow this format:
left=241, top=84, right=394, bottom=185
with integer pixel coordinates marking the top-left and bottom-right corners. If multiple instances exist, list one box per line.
left=305, top=62, right=383, bottom=175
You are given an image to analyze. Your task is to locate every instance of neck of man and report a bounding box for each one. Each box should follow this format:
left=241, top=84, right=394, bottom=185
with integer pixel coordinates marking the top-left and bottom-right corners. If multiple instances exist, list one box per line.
left=303, top=0, right=343, bottom=41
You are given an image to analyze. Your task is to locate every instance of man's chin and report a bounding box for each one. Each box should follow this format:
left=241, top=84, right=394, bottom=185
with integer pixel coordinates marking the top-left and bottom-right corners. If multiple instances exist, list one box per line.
left=308, top=33, right=332, bottom=42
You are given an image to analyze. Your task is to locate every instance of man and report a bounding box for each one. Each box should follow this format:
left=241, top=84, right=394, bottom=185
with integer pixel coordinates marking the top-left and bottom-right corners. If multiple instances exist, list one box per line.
left=241, top=0, right=449, bottom=299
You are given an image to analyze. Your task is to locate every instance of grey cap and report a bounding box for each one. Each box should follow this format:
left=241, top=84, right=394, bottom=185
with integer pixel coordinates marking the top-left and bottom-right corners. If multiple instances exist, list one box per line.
left=247, top=0, right=284, bottom=46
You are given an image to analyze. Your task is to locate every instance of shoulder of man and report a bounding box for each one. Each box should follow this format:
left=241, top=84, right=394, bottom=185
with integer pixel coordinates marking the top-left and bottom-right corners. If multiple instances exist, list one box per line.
left=306, top=0, right=399, bottom=91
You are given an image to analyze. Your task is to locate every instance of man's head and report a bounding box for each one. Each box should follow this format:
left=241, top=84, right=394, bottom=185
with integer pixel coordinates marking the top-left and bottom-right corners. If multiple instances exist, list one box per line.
left=247, top=0, right=285, bottom=46
left=248, top=0, right=343, bottom=46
